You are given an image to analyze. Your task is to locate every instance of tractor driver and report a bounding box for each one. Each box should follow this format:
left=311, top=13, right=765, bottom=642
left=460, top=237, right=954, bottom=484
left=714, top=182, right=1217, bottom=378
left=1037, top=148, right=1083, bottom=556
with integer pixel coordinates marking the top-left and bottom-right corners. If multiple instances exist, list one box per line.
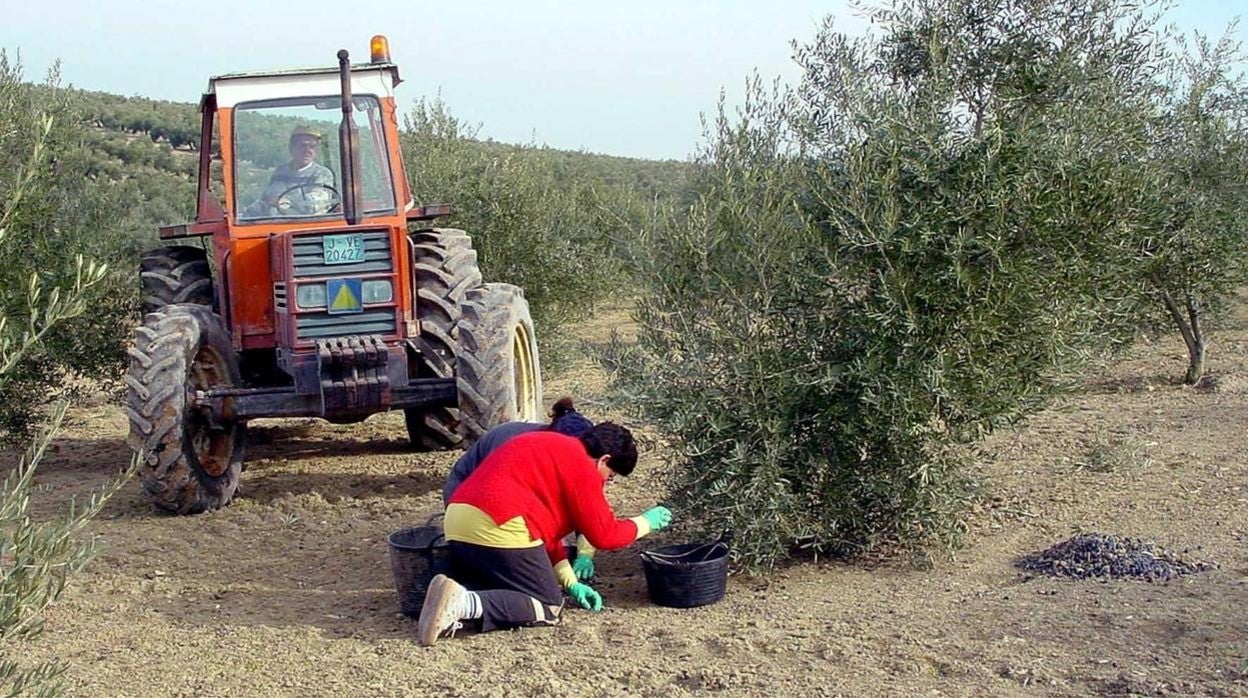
left=244, top=125, right=338, bottom=218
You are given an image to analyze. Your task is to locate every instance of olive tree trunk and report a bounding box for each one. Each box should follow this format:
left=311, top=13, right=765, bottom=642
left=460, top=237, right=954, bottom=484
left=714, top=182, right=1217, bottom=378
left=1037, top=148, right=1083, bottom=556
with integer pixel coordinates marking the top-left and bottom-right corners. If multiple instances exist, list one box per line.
left=1161, top=289, right=1206, bottom=385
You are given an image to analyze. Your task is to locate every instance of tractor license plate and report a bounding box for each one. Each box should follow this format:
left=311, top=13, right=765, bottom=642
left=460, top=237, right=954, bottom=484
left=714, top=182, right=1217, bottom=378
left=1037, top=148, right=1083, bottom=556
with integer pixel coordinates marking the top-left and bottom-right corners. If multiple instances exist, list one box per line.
left=323, top=234, right=365, bottom=265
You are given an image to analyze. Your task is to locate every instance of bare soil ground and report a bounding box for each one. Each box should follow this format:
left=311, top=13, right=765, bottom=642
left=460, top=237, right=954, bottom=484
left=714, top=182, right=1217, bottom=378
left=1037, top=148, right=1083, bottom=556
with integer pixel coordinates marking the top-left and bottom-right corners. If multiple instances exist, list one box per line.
left=11, top=304, right=1248, bottom=697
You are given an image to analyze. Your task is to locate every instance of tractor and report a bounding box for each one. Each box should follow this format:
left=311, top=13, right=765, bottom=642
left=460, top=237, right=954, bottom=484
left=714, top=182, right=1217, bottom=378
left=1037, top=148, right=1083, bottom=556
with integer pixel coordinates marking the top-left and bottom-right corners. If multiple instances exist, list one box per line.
left=125, top=37, right=541, bottom=514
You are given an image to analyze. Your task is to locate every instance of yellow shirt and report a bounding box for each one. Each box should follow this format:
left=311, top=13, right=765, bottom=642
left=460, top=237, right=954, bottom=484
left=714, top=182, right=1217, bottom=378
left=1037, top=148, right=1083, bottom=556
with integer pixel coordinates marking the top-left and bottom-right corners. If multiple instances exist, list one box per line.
left=445, top=502, right=577, bottom=587
left=443, top=502, right=650, bottom=589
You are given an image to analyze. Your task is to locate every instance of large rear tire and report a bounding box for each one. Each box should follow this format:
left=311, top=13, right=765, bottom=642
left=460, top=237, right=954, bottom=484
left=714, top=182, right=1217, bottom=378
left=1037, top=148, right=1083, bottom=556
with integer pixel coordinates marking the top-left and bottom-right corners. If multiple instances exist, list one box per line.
left=140, top=245, right=214, bottom=315
left=454, top=283, right=543, bottom=445
left=404, top=229, right=481, bottom=450
left=125, top=304, right=245, bottom=514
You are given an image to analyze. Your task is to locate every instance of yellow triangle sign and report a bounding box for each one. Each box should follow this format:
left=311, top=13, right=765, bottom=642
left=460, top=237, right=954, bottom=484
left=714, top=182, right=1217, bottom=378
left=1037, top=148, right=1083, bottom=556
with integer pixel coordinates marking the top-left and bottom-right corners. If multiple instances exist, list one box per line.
left=331, top=282, right=359, bottom=311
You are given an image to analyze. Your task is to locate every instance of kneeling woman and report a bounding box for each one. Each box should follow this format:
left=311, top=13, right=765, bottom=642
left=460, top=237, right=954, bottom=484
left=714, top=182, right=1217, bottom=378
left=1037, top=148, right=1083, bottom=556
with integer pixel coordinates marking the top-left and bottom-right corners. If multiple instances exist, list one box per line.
left=417, top=423, right=672, bottom=645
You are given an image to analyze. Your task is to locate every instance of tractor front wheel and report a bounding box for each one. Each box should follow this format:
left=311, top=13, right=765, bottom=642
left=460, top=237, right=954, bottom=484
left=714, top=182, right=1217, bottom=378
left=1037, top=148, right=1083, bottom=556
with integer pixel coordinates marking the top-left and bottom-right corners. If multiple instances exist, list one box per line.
left=454, top=283, right=543, bottom=445
left=125, top=304, right=245, bottom=514
left=405, top=228, right=481, bottom=450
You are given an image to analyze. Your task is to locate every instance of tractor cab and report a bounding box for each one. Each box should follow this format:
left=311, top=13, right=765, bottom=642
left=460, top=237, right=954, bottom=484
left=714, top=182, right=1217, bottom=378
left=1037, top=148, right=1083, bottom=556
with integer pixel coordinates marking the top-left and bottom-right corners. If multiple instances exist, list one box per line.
left=128, top=38, right=541, bottom=515
left=166, top=41, right=426, bottom=360
left=212, top=54, right=406, bottom=226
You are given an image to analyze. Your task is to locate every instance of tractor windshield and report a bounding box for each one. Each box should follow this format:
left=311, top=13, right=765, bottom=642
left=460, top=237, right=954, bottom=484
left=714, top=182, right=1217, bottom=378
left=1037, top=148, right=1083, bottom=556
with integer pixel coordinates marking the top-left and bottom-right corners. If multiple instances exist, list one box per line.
left=233, top=95, right=396, bottom=222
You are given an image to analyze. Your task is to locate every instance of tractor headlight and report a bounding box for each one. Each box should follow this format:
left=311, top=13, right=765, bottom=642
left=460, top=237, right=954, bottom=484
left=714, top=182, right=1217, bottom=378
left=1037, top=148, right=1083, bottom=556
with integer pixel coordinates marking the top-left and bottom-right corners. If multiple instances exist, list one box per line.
left=296, top=283, right=327, bottom=309
left=361, top=279, right=393, bottom=304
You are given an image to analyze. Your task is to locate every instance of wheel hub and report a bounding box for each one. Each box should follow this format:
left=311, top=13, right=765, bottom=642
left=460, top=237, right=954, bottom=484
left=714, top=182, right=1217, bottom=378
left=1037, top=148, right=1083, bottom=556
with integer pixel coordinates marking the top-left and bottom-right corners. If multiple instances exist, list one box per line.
left=189, top=347, right=238, bottom=478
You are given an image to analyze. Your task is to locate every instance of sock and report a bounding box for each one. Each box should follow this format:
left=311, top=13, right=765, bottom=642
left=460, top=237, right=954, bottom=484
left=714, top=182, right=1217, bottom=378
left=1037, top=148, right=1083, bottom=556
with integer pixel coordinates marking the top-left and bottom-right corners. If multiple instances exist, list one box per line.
left=456, top=590, right=483, bottom=620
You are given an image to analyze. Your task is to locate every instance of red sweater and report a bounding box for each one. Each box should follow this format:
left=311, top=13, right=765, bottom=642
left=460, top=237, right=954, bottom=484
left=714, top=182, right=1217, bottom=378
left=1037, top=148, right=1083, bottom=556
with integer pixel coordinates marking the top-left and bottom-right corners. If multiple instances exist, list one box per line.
left=449, top=431, right=640, bottom=564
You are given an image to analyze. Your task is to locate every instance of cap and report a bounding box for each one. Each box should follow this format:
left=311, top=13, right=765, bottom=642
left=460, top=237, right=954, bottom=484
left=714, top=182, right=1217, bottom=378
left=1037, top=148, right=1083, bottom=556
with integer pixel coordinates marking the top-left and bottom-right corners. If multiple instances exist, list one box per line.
left=290, top=125, right=324, bottom=141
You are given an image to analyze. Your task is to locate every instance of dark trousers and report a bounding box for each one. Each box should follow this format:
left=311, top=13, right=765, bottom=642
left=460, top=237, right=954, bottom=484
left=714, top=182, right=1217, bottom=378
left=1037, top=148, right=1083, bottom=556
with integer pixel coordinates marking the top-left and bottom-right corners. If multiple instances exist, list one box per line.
left=446, top=541, right=564, bottom=632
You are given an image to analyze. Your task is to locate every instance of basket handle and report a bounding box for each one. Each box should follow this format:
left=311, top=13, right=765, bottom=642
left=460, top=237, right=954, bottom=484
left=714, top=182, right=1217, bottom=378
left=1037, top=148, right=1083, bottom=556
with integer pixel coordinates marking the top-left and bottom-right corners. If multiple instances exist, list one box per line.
left=425, top=512, right=446, bottom=549
left=641, top=536, right=729, bottom=564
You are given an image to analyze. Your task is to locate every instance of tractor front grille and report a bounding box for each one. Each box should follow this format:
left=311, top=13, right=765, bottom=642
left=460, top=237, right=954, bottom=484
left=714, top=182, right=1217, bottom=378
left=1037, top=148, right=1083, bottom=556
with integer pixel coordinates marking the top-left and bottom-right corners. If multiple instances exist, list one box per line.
left=290, top=230, right=397, bottom=341
left=295, top=309, right=396, bottom=340
left=273, top=282, right=287, bottom=311
left=292, top=230, right=393, bottom=277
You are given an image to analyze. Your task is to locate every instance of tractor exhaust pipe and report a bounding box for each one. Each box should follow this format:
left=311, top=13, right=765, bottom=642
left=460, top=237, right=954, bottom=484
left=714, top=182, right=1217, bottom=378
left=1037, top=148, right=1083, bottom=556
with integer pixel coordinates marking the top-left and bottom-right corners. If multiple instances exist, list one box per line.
left=336, top=49, right=361, bottom=225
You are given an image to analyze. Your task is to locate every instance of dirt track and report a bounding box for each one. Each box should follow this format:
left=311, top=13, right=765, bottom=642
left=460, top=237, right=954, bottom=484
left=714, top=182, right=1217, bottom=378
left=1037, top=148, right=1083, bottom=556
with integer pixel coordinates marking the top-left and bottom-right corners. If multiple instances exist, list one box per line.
left=12, top=308, right=1248, bottom=697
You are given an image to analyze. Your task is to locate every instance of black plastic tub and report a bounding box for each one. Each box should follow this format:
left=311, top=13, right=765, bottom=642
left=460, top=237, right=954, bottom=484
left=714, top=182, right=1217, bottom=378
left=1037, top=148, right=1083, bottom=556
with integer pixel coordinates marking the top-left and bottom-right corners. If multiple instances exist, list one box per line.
left=639, top=539, right=729, bottom=608
left=387, top=518, right=449, bottom=616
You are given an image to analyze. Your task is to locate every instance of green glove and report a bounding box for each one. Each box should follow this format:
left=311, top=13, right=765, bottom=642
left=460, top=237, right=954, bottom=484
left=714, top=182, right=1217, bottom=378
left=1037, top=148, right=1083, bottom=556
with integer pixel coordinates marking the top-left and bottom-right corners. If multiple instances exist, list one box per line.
left=571, top=554, right=595, bottom=581
left=642, top=506, right=673, bottom=532
left=567, top=582, right=603, bottom=612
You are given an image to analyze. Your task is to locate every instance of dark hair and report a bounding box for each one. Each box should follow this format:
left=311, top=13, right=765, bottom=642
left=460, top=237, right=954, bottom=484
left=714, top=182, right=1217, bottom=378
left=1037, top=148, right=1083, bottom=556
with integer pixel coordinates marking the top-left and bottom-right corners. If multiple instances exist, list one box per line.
left=547, top=396, right=594, bottom=438
left=579, top=422, right=638, bottom=476
left=550, top=396, right=577, bottom=422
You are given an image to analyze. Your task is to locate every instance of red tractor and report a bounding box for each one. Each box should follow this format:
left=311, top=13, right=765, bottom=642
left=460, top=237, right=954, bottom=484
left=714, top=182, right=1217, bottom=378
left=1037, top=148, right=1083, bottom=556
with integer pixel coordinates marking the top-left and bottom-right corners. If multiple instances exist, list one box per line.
left=126, top=37, right=541, bottom=514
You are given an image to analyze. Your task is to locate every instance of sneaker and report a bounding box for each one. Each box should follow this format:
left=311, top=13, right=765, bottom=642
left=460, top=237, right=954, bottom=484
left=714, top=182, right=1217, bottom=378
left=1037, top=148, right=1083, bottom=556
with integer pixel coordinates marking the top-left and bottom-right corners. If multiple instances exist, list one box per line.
left=417, top=574, right=466, bottom=646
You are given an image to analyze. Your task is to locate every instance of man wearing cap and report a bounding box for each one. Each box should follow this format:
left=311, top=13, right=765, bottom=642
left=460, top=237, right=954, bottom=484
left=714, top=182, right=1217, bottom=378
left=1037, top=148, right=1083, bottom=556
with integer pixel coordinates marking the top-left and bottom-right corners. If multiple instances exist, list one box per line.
left=244, top=125, right=337, bottom=218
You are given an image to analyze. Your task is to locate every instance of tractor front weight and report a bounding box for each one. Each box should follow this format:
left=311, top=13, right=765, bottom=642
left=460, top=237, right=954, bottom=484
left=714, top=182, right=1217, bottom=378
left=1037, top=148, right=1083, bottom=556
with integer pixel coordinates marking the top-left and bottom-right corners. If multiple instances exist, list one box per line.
left=190, top=335, right=457, bottom=422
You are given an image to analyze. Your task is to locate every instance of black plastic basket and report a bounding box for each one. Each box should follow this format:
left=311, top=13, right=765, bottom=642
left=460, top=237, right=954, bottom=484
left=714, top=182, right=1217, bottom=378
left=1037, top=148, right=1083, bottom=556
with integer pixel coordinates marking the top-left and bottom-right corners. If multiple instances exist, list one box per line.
left=387, top=514, right=450, bottom=616
left=639, top=536, right=730, bottom=608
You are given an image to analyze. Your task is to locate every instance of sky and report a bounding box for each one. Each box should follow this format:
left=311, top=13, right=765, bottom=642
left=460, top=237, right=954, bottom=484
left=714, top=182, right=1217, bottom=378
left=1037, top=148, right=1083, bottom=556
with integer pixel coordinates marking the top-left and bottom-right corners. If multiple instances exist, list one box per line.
left=0, top=1, right=1243, bottom=161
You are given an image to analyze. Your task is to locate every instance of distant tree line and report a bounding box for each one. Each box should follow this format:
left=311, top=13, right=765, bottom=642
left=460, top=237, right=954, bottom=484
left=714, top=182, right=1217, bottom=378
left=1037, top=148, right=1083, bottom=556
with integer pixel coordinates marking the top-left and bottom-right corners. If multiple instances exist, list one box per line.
left=74, top=90, right=200, bottom=149
left=402, top=96, right=685, bottom=364
left=70, top=88, right=693, bottom=198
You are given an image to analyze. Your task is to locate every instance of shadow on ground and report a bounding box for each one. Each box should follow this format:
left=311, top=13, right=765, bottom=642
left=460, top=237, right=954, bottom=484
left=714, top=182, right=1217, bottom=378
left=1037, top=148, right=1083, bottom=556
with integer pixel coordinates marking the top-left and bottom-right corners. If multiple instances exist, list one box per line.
left=245, top=430, right=416, bottom=462
left=240, top=470, right=440, bottom=505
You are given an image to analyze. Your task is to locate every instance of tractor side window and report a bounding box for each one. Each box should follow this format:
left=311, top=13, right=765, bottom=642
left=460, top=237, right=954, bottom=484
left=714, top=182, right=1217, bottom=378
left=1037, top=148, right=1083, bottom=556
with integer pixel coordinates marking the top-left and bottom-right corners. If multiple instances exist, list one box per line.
left=210, top=118, right=226, bottom=204
left=232, top=96, right=395, bottom=223
left=357, top=100, right=396, bottom=214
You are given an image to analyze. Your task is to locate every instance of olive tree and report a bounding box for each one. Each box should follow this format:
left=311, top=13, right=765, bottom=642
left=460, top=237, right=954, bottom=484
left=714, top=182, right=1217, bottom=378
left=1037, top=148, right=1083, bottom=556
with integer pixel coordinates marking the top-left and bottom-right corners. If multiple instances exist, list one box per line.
left=0, top=53, right=141, bottom=437
left=0, top=52, right=134, bottom=696
left=612, top=0, right=1165, bottom=566
left=402, top=97, right=624, bottom=365
left=1137, top=27, right=1248, bottom=385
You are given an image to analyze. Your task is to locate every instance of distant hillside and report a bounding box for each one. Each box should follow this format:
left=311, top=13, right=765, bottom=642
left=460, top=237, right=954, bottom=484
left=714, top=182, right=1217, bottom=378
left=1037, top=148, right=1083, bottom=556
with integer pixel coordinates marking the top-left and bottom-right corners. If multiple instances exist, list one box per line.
left=71, top=88, right=692, bottom=222
left=460, top=139, right=692, bottom=203
left=76, top=90, right=200, bottom=149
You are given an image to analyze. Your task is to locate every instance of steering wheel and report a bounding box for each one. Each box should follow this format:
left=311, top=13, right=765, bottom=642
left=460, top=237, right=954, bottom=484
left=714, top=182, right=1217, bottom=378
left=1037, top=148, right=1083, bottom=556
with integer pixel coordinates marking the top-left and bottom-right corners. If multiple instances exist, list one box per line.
left=273, top=183, right=341, bottom=214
